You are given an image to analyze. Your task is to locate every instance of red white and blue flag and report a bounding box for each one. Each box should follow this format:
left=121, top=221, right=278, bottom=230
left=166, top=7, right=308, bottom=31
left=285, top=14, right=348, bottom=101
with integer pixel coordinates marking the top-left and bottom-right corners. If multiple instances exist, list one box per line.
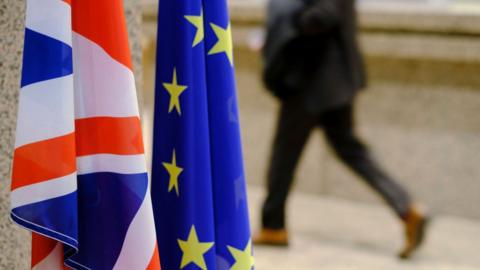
left=10, top=0, right=161, bottom=269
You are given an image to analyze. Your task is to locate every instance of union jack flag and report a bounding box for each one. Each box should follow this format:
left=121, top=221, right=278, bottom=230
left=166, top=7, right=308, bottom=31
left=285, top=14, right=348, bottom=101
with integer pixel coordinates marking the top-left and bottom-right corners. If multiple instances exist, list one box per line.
left=10, top=0, right=160, bottom=269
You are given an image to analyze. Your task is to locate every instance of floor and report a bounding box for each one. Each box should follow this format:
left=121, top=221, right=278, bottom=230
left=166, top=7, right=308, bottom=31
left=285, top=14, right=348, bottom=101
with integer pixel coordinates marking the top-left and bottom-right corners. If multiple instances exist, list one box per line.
left=247, top=186, right=480, bottom=270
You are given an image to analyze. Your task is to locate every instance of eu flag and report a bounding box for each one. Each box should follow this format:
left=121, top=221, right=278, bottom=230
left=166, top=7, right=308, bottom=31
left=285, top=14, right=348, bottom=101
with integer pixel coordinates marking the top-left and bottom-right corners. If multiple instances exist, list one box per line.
left=151, top=0, right=254, bottom=269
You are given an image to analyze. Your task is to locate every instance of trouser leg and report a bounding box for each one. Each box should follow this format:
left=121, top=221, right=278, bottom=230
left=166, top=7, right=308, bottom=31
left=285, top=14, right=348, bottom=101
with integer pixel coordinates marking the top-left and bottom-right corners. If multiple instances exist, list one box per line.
left=321, top=104, right=411, bottom=219
left=262, top=100, right=316, bottom=229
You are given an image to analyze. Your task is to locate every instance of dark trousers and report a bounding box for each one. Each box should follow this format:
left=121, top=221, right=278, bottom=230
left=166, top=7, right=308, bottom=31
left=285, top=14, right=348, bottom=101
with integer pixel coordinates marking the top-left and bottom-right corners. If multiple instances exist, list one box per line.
left=262, top=101, right=411, bottom=229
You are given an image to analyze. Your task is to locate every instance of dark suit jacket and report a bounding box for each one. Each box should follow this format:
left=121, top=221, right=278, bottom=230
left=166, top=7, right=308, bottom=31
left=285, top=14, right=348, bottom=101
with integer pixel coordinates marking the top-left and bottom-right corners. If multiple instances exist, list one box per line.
left=263, top=0, right=366, bottom=114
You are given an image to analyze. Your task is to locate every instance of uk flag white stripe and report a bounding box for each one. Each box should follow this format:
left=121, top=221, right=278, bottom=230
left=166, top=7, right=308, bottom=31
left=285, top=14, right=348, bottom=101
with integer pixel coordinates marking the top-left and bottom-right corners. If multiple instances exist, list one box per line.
left=14, top=75, right=74, bottom=148
left=25, top=0, right=72, bottom=46
left=11, top=173, right=77, bottom=209
left=76, top=154, right=148, bottom=176
left=73, top=33, right=140, bottom=120
left=113, top=186, right=157, bottom=270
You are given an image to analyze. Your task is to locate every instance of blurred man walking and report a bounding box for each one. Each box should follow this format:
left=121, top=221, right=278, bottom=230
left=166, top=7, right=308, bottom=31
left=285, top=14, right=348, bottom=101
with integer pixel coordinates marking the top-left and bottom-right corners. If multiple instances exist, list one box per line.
left=255, top=0, right=429, bottom=259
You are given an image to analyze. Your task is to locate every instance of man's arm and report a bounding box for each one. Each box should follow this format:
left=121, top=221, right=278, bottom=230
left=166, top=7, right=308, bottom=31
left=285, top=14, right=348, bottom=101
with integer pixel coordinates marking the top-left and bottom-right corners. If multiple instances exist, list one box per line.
left=296, top=0, right=344, bottom=35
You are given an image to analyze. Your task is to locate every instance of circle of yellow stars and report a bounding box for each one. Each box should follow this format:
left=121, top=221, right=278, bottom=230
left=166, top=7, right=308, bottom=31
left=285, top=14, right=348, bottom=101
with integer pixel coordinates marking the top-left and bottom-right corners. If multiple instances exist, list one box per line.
left=161, top=9, right=253, bottom=270
left=161, top=10, right=235, bottom=193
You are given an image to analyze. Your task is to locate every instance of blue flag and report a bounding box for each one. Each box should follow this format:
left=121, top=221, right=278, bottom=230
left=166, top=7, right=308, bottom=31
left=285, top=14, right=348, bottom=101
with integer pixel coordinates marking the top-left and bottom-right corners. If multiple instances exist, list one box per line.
left=151, top=0, right=254, bottom=269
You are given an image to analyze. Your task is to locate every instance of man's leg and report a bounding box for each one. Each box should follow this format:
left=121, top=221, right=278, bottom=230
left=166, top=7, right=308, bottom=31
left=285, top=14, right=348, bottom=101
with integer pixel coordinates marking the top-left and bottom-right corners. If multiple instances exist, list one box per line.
left=321, top=104, right=429, bottom=258
left=321, top=104, right=411, bottom=219
left=261, top=99, right=317, bottom=230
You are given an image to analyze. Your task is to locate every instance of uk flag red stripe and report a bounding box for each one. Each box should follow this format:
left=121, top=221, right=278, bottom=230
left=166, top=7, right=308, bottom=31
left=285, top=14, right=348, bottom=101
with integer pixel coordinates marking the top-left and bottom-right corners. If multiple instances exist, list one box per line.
left=11, top=132, right=76, bottom=191
left=75, top=117, right=144, bottom=157
left=31, top=233, right=62, bottom=268
left=71, top=0, right=132, bottom=70
left=146, top=244, right=161, bottom=270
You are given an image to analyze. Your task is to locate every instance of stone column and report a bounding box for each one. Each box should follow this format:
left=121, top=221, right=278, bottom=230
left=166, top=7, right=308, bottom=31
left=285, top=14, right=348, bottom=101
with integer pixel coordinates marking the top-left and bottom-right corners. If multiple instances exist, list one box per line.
left=0, top=0, right=30, bottom=268
left=0, top=0, right=143, bottom=268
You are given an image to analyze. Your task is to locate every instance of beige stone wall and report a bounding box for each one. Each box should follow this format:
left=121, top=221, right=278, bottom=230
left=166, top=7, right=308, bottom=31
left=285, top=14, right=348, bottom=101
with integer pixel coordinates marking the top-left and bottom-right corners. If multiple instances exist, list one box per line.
left=0, top=0, right=142, bottom=267
left=227, top=3, right=480, bottom=220
left=0, top=0, right=29, bottom=268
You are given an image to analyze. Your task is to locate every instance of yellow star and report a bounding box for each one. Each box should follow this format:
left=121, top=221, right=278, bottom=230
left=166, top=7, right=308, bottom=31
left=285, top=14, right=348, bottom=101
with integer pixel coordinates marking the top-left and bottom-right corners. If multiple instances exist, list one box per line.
left=162, top=149, right=183, bottom=196
left=227, top=240, right=254, bottom=270
left=208, top=22, right=233, bottom=66
left=178, top=225, right=214, bottom=270
left=163, top=68, right=188, bottom=115
left=185, top=10, right=204, bottom=47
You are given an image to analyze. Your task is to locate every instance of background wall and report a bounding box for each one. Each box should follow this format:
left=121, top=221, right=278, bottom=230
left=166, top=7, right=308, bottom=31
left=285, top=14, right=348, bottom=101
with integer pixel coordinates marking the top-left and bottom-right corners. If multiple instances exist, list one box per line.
left=229, top=0, right=480, bottom=220
left=0, top=0, right=142, bottom=267
left=0, top=1, right=29, bottom=268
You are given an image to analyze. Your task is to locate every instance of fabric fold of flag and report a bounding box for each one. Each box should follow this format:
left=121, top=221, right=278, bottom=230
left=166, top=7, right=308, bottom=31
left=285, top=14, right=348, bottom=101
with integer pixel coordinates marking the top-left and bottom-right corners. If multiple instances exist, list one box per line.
left=11, top=2, right=78, bottom=268
left=11, top=1, right=160, bottom=269
left=151, top=0, right=254, bottom=269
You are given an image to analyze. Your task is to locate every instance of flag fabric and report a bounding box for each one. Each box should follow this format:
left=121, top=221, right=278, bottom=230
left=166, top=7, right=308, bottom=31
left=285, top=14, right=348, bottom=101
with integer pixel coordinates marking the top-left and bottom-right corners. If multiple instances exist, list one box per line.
left=151, top=0, right=254, bottom=269
left=10, top=0, right=160, bottom=269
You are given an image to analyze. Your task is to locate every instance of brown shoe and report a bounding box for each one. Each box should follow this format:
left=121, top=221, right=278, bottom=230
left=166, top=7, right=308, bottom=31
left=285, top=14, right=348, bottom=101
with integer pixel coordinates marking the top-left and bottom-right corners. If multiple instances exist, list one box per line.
left=253, top=228, right=289, bottom=247
left=398, top=206, right=429, bottom=259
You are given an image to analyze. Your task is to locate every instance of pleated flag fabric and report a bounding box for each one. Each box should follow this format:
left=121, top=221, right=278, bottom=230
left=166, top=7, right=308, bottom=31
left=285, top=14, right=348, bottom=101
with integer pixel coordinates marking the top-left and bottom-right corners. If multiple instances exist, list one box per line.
left=10, top=0, right=160, bottom=269
left=151, top=0, right=254, bottom=269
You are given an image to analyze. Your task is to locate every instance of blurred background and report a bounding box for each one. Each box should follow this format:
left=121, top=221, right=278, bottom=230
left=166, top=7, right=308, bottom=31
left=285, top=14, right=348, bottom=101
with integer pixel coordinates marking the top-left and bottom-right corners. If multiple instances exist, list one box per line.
left=141, top=0, right=480, bottom=268
left=1, top=0, right=480, bottom=269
